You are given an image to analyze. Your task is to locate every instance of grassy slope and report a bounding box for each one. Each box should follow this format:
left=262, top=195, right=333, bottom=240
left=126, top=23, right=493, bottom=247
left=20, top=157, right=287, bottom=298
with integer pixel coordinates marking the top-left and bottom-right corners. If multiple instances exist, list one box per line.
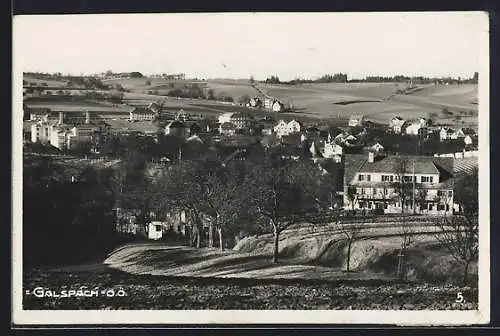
left=102, top=221, right=477, bottom=285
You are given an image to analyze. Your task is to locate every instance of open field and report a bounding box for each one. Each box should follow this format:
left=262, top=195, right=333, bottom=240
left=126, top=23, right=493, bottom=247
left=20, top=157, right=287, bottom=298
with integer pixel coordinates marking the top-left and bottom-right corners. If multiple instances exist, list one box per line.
left=24, top=76, right=479, bottom=129
left=23, top=76, right=71, bottom=87
left=24, top=99, right=133, bottom=113
left=116, top=79, right=478, bottom=127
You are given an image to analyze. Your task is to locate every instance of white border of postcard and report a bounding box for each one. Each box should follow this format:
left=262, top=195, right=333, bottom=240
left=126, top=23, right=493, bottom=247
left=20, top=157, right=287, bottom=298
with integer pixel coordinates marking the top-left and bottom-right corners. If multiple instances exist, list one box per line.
left=12, top=12, right=490, bottom=326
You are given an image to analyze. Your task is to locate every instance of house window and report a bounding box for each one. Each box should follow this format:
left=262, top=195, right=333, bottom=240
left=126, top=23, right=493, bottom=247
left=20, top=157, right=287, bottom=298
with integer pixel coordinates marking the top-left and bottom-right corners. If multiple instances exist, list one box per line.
left=437, top=190, right=446, bottom=197
left=384, top=203, right=388, bottom=209
left=383, top=188, right=388, bottom=195
left=359, top=201, right=365, bottom=208
left=428, top=204, right=434, bottom=211
left=421, top=176, right=429, bottom=183
left=366, top=175, right=371, bottom=182
left=358, top=174, right=365, bottom=181
left=367, top=202, right=372, bottom=209
left=382, top=175, right=394, bottom=182
left=429, top=176, right=434, bottom=183
left=155, top=225, right=162, bottom=232
left=403, top=176, right=412, bottom=182
left=395, top=175, right=400, bottom=181
left=437, top=204, right=445, bottom=211
left=448, top=191, right=453, bottom=198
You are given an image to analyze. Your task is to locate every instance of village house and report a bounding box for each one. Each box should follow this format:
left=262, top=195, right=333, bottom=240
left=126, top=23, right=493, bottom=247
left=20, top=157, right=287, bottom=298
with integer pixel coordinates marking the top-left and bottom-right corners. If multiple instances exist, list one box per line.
left=218, top=112, right=234, bottom=124
left=455, top=127, right=476, bottom=139
left=322, top=133, right=343, bottom=162
left=219, top=122, right=237, bottom=136
left=249, top=97, right=262, bottom=108
left=405, top=122, right=428, bottom=137
left=260, top=119, right=275, bottom=136
left=334, top=132, right=357, bottom=145
left=176, top=109, right=188, bottom=122
left=273, top=119, right=302, bottom=138
left=389, top=116, right=407, bottom=134
left=147, top=221, right=165, bottom=240
left=29, top=107, right=52, bottom=121
left=464, top=135, right=477, bottom=147
left=272, top=100, right=284, bottom=112
left=343, top=153, right=455, bottom=215
left=165, top=120, right=189, bottom=138
left=273, top=120, right=289, bottom=138
left=367, top=141, right=385, bottom=153
left=148, top=101, right=162, bottom=114
left=264, top=98, right=273, bottom=110
left=440, top=127, right=457, bottom=141
left=129, top=107, right=156, bottom=122
left=348, top=115, right=365, bottom=127
left=230, top=113, right=252, bottom=130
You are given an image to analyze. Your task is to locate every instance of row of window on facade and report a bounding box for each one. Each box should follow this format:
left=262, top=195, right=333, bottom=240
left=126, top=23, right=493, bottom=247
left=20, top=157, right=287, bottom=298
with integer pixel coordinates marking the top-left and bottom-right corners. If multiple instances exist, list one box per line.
left=356, top=200, right=451, bottom=211
left=358, top=174, right=435, bottom=183
left=355, top=187, right=452, bottom=197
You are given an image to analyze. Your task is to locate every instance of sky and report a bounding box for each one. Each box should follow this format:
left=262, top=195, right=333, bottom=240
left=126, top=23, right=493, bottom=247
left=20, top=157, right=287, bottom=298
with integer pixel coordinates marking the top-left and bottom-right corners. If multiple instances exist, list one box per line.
left=13, top=12, right=488, bottom=81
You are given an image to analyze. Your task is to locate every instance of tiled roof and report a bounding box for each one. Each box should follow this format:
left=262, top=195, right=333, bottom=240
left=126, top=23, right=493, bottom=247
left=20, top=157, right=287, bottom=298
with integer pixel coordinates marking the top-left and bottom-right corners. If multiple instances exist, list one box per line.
left=132, top=108, right=155, bottom=115
left=344, top=154, right=455, bottom=186
left=220, top=122, right=236, bottom=130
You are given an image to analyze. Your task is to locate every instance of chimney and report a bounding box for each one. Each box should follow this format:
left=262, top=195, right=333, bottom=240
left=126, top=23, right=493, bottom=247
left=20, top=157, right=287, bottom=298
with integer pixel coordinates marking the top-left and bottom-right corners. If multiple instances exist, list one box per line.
left=58, top=111, right=64, bottom=124
left=85, top=111, right=90, bottom=124
left=368, top=151, right=375, bottom=163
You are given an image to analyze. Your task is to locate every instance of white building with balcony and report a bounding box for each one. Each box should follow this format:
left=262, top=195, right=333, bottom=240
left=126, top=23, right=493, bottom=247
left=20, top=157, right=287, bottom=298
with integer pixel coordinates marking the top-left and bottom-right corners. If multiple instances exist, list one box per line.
left=343, top=153, right=456, bottom=214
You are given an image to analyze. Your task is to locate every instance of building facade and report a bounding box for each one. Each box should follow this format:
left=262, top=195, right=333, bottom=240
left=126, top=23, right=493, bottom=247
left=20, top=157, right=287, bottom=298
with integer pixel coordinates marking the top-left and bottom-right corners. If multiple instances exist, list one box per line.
left=389, top=117, right=407, bottom=134
left=343, top=153, right=455, bottom=215
left=129, top=108, right=156, bottom=121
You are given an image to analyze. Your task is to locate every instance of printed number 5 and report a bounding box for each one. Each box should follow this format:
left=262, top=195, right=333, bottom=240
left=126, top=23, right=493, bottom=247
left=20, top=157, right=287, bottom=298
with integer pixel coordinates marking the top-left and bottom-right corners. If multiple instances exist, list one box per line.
left=456, top=292, right=464, bottom=303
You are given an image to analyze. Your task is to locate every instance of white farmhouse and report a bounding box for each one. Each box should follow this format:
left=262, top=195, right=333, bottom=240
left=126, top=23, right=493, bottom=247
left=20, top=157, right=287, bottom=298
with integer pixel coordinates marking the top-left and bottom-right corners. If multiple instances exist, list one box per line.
left=272, top=100, right=284, bottom=112
left=218, top=112, right=235, bottom=124
left=389, top=116, right=406, bottom=134
left=348, top=115, right=364, bottom=127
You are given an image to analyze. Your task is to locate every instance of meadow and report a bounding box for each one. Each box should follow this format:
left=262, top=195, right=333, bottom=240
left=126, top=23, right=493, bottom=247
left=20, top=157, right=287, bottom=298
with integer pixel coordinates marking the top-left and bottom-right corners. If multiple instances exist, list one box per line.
left=24, top=74, right=479, bottom=130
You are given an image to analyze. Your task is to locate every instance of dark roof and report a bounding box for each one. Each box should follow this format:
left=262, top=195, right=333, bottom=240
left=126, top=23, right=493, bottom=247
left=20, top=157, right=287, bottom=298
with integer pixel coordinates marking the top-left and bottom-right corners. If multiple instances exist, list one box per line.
left=231, top=112, right=251, bottom=119
left=460, top=128, right=476, bottom=135
left=220, top=122, right=237, bottom=130
left=280, top=133, right=302, bottom=146
left=261, top=134, right=279, bottom=147
left=30, top=107, right=51, bottom=114
left=167, top=121, right=186, bottom=128
left=344, top=154, right=454, bottom=185
left=132, top=108, right=155, bottom=115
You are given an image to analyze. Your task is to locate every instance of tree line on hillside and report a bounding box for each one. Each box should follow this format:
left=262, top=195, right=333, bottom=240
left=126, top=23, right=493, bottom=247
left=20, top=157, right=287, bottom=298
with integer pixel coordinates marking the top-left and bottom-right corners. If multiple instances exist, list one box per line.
left=260, top=73, right=478, bottom=85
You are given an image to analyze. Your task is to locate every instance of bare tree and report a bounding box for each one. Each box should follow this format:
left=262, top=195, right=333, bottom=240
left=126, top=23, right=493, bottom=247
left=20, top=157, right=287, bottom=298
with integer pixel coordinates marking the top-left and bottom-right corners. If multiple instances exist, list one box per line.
left=152, top=161, right=206, bottom=247
left=434, top=169, right=479, bottom=285
left=391, top=157, right=416, bottom=279
left=346, top=185, right=358, bottom=211
left=248, top=158, right=322, bottom=263
left=338, top=218, right=364, bottom=272
left=434, top=215, right=478, bottom=285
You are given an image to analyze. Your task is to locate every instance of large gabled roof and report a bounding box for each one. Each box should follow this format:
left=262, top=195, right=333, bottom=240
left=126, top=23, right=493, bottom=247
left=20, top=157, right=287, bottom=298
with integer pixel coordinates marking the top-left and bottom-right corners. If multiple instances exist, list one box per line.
left=344, top=154, right=454, bottom=185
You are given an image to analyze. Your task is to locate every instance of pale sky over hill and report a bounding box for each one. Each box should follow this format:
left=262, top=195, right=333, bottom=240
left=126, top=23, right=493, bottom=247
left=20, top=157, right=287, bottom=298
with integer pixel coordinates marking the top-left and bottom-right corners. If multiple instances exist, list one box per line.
left=14, top=12, right=488, bottom=80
